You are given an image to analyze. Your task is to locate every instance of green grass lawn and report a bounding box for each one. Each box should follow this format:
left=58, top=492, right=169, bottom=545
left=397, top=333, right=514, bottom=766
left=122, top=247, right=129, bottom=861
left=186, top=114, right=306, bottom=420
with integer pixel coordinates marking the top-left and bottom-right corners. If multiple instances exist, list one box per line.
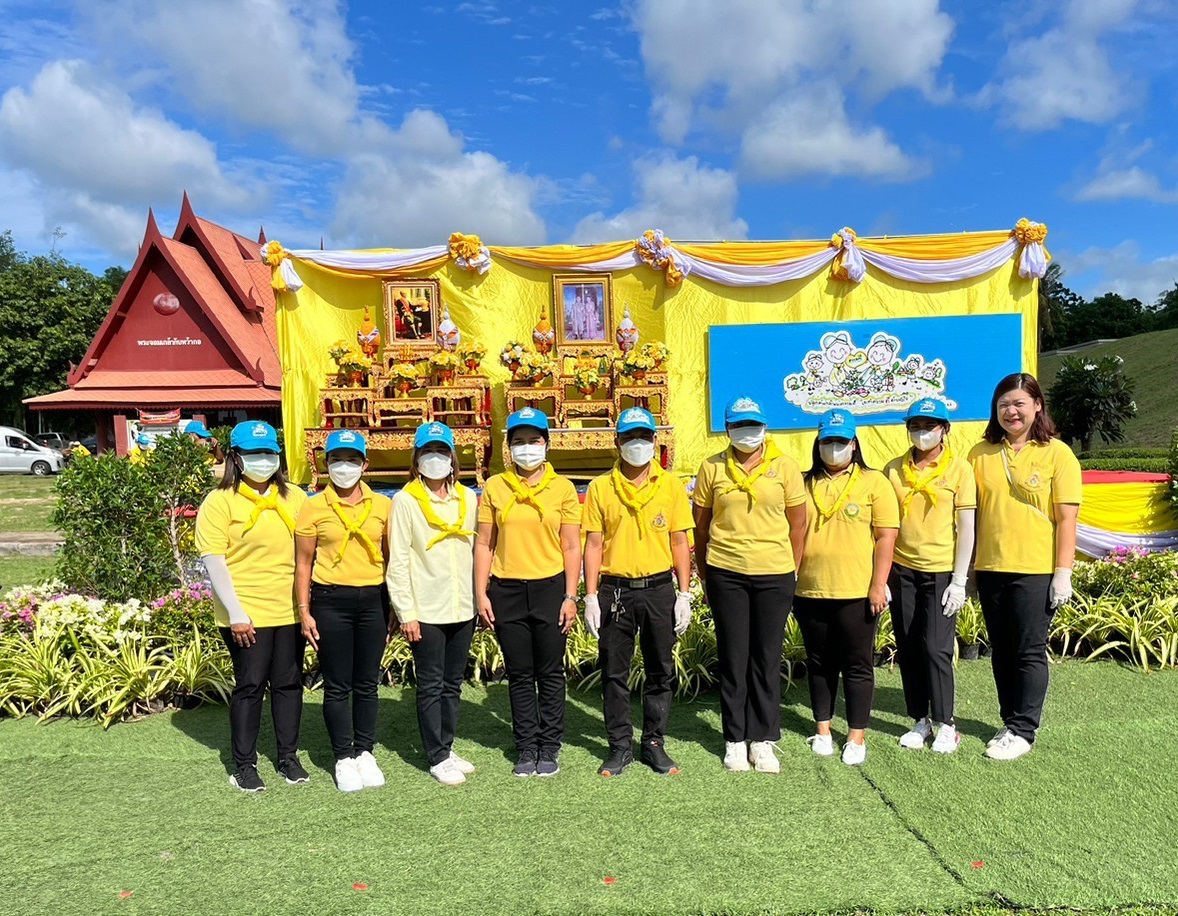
left=1, top=661, right=1175, bottom=916
left=0, top=555, right=56, bottom=593
left=0, top=473, right=57, bottom=533
left=1039, top=327, right=1178, bottom=448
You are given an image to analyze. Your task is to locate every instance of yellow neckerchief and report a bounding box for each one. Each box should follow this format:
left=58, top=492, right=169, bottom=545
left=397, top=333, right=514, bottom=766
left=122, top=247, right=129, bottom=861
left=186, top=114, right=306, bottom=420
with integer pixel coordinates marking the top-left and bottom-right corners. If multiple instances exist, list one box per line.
left=610, top=462, right=664, bottom=539
left=720, top=439, right=783, bottom=506
left=900, top=444, right=949, bottom=515
left=238, top=483, right=296, bottom=534
left=404, top=478, right=475, bottom=549
left=501, top=463, right=557, bottom=521
left=327, top=486, right=381, bottom=565
left=810, top=464, right=861, bottom=522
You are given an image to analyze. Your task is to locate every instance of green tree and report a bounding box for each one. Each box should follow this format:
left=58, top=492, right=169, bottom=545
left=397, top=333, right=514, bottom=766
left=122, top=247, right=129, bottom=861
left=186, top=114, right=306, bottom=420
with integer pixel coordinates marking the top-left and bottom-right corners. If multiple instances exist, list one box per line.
left=1152, top=283, right=1178, bottom=331
left=1038, top=262, right=1082, bottom=350
left=1063, top=292, right=1149, bottom=345
left=1048, top=355, right=1137, bottom=452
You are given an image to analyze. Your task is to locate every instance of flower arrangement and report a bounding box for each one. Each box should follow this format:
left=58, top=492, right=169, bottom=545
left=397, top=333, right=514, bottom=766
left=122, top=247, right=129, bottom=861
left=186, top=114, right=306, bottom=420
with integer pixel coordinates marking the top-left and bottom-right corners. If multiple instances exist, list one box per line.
left=458, top=340, right=487, bottom=372
left=500, top=340, right=527, bottom=371
left=640, top=340, right=670, bottom=366
left=388, top=363, right=421, bottom=382
left=430, top=349, right=462, bottom=372
left=337, top=346, right=372, bottom=373
left=328, top=339, right=353, bottom=364
left=516, top=352, right=556, bottom=383
left=573, top=366, right=600, bottom=393
left=620, top=349, right=657, bottom=378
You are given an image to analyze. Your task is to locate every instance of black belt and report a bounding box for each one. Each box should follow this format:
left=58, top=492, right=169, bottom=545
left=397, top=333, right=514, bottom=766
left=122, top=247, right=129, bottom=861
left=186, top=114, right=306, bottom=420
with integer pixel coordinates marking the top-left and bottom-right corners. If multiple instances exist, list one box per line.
left=600, top=572, right=673, bottom=590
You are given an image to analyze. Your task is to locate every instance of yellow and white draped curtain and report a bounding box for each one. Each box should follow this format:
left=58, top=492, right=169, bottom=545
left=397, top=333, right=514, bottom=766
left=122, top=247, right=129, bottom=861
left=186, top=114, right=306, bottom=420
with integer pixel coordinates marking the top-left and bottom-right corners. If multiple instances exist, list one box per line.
left=1077, top=475, right=1178, bottom=557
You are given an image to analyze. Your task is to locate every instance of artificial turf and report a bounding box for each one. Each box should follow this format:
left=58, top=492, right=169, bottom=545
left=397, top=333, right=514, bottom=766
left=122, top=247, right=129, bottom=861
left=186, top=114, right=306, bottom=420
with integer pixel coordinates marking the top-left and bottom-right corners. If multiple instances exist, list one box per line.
left=1, top=661, right=1175, bottom=916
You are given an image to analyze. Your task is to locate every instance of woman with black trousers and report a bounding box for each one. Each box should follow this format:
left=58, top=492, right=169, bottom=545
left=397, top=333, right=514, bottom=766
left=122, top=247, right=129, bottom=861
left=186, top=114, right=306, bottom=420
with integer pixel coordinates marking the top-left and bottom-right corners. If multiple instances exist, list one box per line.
left=968, top=373, right=1080, bottom=761
left=195, top=420, right=308, bottom=792
left=693, top=396, right=807, bottom=774
left=794, top=409, right=899, bottom=766
left=295, top=429, right=392, bottom=792
left=474, top=408, right=581, bottom=777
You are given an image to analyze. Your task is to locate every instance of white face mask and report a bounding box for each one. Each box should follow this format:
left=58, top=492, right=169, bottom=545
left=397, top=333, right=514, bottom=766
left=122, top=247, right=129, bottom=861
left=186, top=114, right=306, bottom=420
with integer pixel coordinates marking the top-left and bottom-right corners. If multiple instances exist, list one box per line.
left=240, top=453, right=280, bottom=483
left=908, top=428, right=943, bottom=452
left=510, top=443, right=547, bottom=471
left=728, top=426, right=766, bottom=453
left=327, top=459, right=364, bottom=490
left=819, top=441, right=854, bottom=469
left=417, top=452, right=453, bottom=480
left=619, top=439, right=656, bottom=468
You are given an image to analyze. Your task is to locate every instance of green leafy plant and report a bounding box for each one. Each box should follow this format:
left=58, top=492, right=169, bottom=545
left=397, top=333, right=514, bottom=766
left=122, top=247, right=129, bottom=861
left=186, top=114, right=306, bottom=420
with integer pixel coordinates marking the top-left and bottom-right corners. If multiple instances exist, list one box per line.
left=1048, top=354, right=1137, bottom=452
left=955, top=597, right=988, bottom=648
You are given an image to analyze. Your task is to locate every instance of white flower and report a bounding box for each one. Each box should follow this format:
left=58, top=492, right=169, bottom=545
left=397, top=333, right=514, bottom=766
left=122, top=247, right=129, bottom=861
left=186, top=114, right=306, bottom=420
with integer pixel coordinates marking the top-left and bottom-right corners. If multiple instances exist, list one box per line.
left=1084, top=363, right=1097, bottom=370
left=1114, top=355, right=1124, bottom=364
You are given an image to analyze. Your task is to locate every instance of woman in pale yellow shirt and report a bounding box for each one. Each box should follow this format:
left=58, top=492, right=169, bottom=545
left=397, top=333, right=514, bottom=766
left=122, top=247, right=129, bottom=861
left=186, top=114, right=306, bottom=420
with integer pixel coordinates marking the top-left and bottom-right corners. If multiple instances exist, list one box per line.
left=474, top=408, right=581, bottom=778
left=795, top=409, right=898, bottom=767
left=386, top=421, right=478, bottom=786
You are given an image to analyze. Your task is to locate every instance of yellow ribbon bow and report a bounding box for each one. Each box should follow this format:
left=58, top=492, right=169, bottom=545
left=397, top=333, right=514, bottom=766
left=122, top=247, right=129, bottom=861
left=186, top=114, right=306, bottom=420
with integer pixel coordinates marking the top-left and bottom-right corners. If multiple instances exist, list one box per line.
left=404, top=479, right=475, bottom=549
left=810, top=465, right=861, bottom=522
left=238, top=484, right=296, bottom=534
left=330, top=495, right=381, bottom=565
left=501, top=464, right=556, bottom=521
left=610, top=464, right=664, bottom=539
left=720, top=439, right=782, bottom=506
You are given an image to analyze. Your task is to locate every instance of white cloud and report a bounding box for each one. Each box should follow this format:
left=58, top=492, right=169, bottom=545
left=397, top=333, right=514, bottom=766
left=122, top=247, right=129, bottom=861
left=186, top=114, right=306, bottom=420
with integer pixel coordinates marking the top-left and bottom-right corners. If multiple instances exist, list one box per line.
left=1074, top=166, right=1178, bottom=204
left=571, top=153, right=748, bottom=242
left=1067, top=240, right=1178, bottom=302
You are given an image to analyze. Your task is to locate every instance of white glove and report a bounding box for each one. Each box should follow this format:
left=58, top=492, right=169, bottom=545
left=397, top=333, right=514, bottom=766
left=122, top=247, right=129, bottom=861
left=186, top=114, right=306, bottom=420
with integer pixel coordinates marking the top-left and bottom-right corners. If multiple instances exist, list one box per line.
left=673, top=591, right=692, bottom=635
left=941, top=574, right=967, bottom=617
left=584, top=594, right=601, bottom=638
left=1049, top=567, right=1073, bottom=610
left=885, top=584, right=892, bottom=604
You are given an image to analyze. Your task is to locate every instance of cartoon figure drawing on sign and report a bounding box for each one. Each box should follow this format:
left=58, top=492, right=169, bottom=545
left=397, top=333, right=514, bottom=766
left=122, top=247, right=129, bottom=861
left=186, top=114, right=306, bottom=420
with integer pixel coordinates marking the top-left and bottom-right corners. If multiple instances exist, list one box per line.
left=819, top=331, right=857, bottom=395
left=865, top=332, right=898, bottom=392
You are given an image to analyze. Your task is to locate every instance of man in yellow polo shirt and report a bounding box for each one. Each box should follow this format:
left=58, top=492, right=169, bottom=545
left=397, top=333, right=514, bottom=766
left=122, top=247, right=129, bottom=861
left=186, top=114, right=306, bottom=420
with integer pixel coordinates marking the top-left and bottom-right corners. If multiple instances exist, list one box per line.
left=583, top=407, right=693, bottom=777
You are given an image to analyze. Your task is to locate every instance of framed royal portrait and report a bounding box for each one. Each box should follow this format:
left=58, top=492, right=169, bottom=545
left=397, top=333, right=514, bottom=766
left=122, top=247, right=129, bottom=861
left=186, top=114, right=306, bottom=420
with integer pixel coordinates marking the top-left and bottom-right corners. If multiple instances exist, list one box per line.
left=382, top=279, right=441, bottom=354
left=553, top=274, right=612, bottom=347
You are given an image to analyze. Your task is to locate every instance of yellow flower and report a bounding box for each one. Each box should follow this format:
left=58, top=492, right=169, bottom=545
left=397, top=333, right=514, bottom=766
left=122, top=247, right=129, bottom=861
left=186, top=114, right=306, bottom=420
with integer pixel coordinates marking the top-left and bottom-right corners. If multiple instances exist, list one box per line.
left=1014, top=218, right=1048, bottom=245
left=430, top=349, right=462, bottom=370
left=262, top=240, right=288, bottom=267
left=449, top=232, right=485, bottom=264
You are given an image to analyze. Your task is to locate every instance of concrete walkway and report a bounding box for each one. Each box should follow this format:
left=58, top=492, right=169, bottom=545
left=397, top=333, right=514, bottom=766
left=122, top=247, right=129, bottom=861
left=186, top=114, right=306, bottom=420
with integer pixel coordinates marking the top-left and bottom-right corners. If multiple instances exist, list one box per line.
left=0, top=532, right=63, bottom=557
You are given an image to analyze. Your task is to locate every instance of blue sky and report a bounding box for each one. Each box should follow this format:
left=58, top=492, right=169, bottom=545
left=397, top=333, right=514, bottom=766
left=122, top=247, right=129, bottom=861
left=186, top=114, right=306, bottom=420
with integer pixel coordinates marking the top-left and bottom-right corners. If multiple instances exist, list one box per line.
left=1, top=0, right=1177, bottom=303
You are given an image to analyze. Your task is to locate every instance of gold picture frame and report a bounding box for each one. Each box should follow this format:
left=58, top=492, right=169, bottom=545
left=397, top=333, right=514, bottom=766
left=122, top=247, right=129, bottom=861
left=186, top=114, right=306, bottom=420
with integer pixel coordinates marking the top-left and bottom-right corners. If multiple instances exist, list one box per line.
left=553, top=273, right=613, bottom=347
left=382, top=279, right=441, bottom=357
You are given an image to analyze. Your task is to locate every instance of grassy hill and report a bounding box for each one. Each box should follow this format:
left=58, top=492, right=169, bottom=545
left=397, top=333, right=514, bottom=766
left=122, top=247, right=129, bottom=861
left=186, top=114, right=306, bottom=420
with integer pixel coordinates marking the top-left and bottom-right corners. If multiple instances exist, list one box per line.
left=1039, top=327, right=1178, bottom=448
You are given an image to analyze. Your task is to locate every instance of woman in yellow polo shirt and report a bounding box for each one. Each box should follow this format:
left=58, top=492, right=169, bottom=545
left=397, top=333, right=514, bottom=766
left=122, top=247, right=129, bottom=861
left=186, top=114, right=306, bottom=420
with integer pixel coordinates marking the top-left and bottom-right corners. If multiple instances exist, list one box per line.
left=294, top=430, right=392, bottom=793
left=386, top=421, right=479, bottom=786
left=884, top=399, right=976, bottom=755
left=195, top=420, right=308, bottom=793
left=693, top=396, right=807, bottom=774
left=474, top=408, right=581, bottom=778
left=968, top=373, right=1081, bottom=761
left=795, top=409, right=899, bottom=766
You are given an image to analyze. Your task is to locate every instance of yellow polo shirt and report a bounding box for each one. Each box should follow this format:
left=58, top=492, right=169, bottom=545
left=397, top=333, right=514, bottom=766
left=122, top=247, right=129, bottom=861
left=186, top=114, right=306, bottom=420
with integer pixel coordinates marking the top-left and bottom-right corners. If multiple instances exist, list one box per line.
left=884, top=450, right=977, bottom=573
left=969, top=438, right=1083, bottom=575
left=295, top=483, right=392, bottom=586
left=796, top=468, right=899, bottom=600
left=195, top=484, right=308, bottom=627
left=693, top=446, right=807, bottom=576
left=478, top=466, right=581, bottom=579
left=583, top=465, right=692, bottom=578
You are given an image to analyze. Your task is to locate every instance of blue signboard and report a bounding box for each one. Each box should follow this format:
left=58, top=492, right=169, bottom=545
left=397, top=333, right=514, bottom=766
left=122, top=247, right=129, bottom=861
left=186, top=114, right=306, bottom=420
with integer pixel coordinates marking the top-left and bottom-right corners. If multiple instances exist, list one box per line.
left=707, top=314, right=1023, bottom=432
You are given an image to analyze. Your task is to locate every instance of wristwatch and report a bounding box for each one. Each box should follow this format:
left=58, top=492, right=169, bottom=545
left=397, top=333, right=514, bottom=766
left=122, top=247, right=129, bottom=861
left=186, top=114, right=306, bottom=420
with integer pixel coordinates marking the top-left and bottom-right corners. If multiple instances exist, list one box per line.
left=563, top=594, right=580, bottom=604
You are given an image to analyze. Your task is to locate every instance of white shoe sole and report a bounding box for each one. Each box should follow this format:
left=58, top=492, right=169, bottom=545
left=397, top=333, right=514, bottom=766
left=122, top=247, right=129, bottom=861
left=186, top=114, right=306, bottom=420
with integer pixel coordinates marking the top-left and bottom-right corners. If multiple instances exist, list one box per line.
left=724, top=758, right=751, bottom=772
left=283, top=775, right=310, bottom=785
left=932, top=737, right=960, bottom=755
left=229, top=776, right=265, bottom=793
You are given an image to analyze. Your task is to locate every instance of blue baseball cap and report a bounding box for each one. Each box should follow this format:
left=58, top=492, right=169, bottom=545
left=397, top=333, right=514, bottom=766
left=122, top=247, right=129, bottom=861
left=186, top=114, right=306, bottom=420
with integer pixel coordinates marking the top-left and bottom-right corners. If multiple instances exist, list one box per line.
left=230, top=420, right=280, bottom=453
left=325, top=429, right=367, bottom=456
left=181, top=419, right=212, bottom=439
left=413, top=421, right=454, bottom=450
left=817, top=409, right=857, bottom=440
left=724, top=396, right=767, bottom=426
left=507, top=407, right=549, bottom=434
left=904, top=398, right=950, bottom=423
left=617, top=407, right=656, bottom=434
left=135, top=433, right=152, bottom=448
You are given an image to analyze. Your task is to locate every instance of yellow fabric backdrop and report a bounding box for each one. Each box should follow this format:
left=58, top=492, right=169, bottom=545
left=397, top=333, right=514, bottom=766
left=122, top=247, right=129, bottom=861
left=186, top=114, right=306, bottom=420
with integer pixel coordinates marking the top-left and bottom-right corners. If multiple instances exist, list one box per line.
left=277, top=238, right=1037, bottom=484
left=1079, top=482, right=1178, bottom=534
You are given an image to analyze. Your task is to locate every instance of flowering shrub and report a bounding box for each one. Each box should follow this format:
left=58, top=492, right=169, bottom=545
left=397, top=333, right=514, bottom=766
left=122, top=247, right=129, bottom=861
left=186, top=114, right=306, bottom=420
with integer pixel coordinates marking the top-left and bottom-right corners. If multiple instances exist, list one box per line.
left=1073, top=547, right=1178, bottom=601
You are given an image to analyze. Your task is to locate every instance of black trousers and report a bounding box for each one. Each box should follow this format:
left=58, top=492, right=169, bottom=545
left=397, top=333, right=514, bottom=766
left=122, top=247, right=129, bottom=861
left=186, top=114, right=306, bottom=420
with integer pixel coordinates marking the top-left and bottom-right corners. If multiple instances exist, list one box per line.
left=410, top=618, right=475, bottom=766
left=598, top=577, right=676, bottom=749
left=219, top=623, right=304, bottom=770
left=488, top=572, right=567, bottom=754
left=889, top=564, right=955, bottom=724
left=976, top=571, right=1053, bottom=743
left=310, top=583, right=389, bottom=761
left=707, top=567, right=795, bottom=742
left=794, top=596, right=877, bottom=730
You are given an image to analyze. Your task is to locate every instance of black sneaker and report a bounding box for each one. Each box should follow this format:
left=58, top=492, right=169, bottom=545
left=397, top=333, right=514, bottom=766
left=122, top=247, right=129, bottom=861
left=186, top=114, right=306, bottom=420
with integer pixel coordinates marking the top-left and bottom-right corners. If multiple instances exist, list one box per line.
left=640, top=738, right=680, bottom=775
left=278, top=755, right=310, bottom=785
left=513, top=747, right=538, bottom=778
left=229, top=764, right=266, bottom=793
left=598, top=745, right=634, bottom=777
left=536, top=747, right=560, bottom=778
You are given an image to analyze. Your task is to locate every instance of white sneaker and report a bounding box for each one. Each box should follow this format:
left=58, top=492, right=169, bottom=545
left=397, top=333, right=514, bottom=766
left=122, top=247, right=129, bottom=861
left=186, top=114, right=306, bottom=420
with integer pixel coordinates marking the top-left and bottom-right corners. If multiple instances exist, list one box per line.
left=899, top=717, right=933, bottom=749
left=931, top=723, right=960, bottom=755
left=334, top=757, right=364, bottom=793
left=984, top=732, right=1032, bottom=761
left=355, top=751, right=385, bottom=787
left=986, top=726, right=1011, bottom=748
left=841, top=740, right=867, bottom=766
left=748, top=741, right=780, bottom=774
left=430, top=759, right=466, bottom=785
left=448, top=751, right=475, bottom=775
left=806, top=734, right=835, bottom=757
left=723, top=741, right=750, bottom=772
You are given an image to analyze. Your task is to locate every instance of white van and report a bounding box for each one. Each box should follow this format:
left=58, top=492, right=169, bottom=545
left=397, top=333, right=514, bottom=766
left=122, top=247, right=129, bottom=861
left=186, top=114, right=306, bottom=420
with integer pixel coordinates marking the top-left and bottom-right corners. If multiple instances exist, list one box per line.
left=0, top=426, right=66, bottom=476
